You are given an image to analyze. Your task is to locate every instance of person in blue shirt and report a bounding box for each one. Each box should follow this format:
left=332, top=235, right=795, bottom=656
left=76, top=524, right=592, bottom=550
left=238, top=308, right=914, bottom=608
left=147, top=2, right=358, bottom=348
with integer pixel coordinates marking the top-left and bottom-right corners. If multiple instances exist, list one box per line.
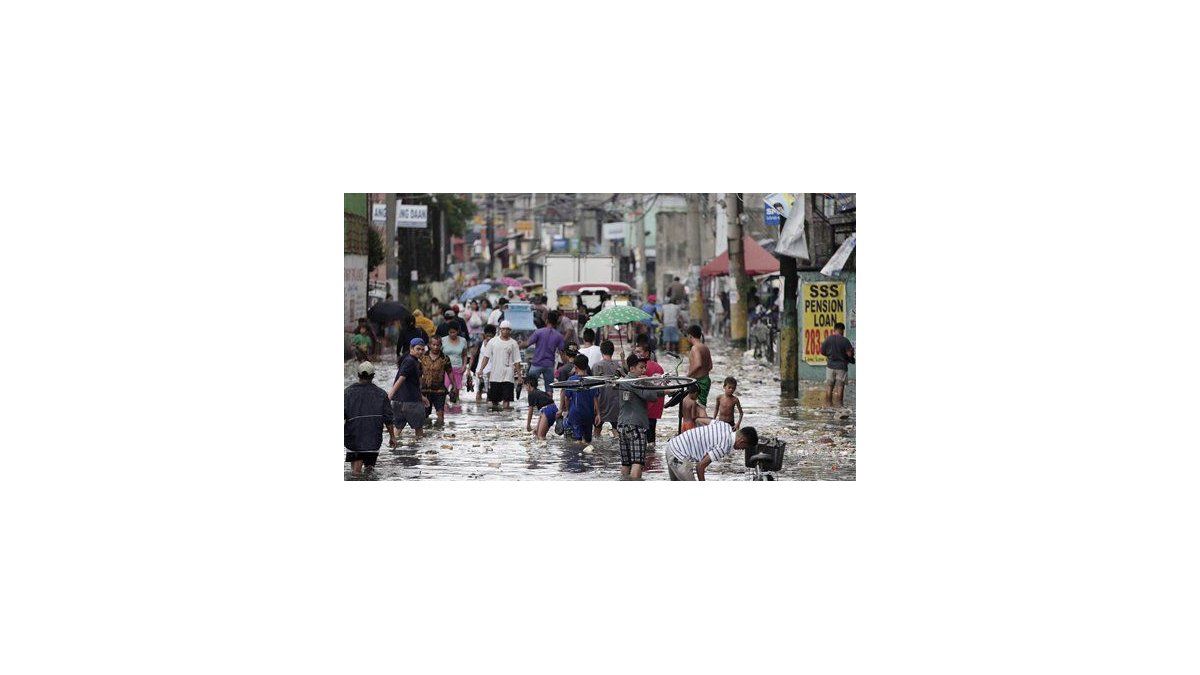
left=562, top=354, right=598, bottom=444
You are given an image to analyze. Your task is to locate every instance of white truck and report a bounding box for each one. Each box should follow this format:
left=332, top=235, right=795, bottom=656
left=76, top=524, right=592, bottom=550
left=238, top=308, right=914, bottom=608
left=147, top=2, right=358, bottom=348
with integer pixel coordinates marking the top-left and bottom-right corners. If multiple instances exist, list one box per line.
left=541, top=253, right=619, bottom=306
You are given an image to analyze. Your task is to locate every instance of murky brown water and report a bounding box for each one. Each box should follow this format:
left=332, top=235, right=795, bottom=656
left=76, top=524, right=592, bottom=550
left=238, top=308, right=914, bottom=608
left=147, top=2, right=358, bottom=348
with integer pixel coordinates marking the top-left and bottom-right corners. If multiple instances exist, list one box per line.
left=343, top=338, right=855, bottom=480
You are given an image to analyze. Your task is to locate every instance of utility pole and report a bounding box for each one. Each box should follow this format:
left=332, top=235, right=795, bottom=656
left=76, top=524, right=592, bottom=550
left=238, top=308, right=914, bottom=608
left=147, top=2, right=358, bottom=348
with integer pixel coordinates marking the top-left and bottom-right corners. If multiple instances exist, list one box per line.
left=386, top=193, right=398, bottom=299
left=633, top=194, right=645, bottom=296
left=437, top=198, right=446, bottom=280
left=778, top=199, right=799, bottom=396
left=727, top=193, right=749, bottom=349
left=686, top=194, right=703, bottom=328
left=486, top=194, right=495, bottom=279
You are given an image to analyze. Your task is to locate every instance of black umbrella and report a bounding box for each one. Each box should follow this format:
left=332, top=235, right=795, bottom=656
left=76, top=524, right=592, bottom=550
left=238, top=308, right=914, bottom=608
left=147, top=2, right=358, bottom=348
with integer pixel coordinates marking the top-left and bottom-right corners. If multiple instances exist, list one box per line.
left=366, top=301, right=412, bottom=325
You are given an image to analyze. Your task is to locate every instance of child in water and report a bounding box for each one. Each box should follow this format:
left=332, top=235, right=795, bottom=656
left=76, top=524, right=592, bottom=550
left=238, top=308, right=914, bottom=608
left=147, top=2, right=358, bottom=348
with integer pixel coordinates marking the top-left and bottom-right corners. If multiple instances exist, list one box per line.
left=712, top=376, right=744, bottom=430
left=679, top=383, right=711, bottom=432
left=523, top=375, right=557, bottom=440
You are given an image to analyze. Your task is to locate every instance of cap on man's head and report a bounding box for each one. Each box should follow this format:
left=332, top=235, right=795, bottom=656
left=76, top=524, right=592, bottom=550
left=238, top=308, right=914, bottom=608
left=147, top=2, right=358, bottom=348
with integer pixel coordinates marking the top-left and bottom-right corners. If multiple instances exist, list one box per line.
left=648, top=294, right=657, bottom=303
left=444, top=309, right=456, bottom=317
left=409, top=337, right=426, bottom=347
left=499, top=320, right=512, bottom=329
left=563, top=343, right=579, bottom=355
left=357, top=361, right=375, bottom=376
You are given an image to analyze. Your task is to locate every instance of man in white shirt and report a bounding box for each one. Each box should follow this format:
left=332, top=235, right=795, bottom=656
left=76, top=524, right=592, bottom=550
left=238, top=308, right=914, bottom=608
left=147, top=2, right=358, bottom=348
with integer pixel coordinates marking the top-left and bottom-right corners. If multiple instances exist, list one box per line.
left=478, top=319, right=522, bottom=410
left=664, top=419, right=758, bottom=481
left=487, top=298, right=507, bottom=328
left=578, top=328, right=602, bottom=369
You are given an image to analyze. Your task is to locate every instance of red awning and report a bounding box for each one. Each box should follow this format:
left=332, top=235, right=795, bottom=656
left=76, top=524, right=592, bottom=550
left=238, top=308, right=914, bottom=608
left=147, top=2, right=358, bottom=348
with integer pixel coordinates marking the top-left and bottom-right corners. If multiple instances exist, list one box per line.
left=700, top=236, right=780, bottom=278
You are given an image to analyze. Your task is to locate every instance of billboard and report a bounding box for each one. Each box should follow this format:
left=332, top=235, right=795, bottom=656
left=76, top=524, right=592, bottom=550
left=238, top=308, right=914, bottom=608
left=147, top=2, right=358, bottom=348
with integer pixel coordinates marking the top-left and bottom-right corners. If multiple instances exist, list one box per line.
left=344, top=254, right=369, bottom=331
left=764, top=193, right=797, bottom=227
left=396, top=204, right=428, bottom=229
left=801, top=281, right=847, bottom=365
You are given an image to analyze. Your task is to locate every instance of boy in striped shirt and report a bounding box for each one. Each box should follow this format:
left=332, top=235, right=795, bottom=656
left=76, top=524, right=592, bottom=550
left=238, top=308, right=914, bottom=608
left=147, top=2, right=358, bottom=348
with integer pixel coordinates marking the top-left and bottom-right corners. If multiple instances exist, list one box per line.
left=664, top=419, right=758, bottom=481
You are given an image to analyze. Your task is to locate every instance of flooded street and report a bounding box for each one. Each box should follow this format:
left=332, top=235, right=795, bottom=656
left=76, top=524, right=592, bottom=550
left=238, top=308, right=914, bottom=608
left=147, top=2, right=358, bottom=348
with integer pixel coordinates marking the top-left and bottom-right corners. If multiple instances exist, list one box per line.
left=344, top=338, right=855, bottom=480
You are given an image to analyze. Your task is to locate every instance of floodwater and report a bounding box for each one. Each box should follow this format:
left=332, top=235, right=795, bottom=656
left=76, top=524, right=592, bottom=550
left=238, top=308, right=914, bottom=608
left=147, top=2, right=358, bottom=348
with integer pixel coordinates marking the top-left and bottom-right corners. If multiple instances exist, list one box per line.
left=343, top=338, right=855, bottom=481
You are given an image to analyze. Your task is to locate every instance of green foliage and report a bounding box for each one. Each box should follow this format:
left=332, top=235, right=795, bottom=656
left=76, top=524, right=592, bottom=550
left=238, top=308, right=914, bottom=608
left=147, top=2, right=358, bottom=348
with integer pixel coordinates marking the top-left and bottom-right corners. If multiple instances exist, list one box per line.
left=344, top=193, right=368, bottom=218
left=367, top=226, right=384, bottom=270
left=435, top=194, right=477, bottom=237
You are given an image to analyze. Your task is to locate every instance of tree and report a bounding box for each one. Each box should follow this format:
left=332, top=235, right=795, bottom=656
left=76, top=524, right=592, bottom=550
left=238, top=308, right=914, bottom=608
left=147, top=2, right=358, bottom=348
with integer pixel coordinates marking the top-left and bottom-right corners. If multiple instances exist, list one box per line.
left=436, top=194, right=476, bottom=236
left=367, top=226, right=384, bottom=271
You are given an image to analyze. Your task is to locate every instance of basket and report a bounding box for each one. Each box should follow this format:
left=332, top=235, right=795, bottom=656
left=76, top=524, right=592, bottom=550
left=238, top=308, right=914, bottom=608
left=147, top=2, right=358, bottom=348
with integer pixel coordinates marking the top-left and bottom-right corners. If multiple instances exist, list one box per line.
left=744, top=437, right=785, bottom=472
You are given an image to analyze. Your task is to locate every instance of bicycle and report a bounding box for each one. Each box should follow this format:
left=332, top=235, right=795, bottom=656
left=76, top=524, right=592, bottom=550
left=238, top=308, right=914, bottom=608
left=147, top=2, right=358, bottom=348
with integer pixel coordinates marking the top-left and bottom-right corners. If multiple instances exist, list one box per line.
left=745, top=436, right=786, bottom=481
left=548, top=351, right=695, bottom=392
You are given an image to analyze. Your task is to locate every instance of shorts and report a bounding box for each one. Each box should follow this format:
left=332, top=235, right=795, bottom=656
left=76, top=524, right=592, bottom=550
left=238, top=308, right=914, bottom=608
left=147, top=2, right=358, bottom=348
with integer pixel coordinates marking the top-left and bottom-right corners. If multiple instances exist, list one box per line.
left=567, top=417, right=593, bottom=443
left=345, top=451, right=379, bottom=467
left=488, top=381, right=514, bottom=402
left=617, top=423, right=648, bottom=467
left=696, top=375, right=712, bottom=406
left=392, top=401, right=426, bottom=431
left=825, top=368, right=848, bottom=385
left=540, top=403, right=559, bottom=423
left=425, top=392, right=447, bottom=413
left=667, top=455, right=695, bottom=481
left=662, top=326, right=681, bottom=343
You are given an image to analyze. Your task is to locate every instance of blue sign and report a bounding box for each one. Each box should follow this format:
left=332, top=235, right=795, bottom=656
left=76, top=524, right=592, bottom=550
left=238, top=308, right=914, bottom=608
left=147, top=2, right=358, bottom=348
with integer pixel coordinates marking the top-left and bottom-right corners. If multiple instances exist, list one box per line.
left=765, top=208, right=780, bottom=227
left=551, top=237, right=568, bottom=252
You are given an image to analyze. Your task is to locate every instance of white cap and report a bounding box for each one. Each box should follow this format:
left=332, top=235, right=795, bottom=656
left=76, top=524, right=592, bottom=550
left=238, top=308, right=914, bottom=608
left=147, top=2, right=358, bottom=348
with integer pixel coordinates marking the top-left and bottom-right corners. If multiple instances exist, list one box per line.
left=357, top=361, right=375, bottom=375
left=500, top=320, right=512, bottom=329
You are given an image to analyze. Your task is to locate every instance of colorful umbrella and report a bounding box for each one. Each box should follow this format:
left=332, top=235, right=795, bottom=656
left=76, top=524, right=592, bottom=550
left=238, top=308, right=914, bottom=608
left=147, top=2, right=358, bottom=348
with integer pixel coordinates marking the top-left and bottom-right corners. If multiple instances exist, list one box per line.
left=459, top=283, right=491, bottom=302
left=584, top=305, right=654, bottom=329
left=498, top=277, right=523, bottom=287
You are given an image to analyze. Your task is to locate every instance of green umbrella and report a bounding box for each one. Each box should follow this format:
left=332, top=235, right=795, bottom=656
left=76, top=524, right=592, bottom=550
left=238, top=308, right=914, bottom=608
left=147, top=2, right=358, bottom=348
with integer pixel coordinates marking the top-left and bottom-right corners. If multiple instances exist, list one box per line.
left=584, top=305, right=653, bottom=329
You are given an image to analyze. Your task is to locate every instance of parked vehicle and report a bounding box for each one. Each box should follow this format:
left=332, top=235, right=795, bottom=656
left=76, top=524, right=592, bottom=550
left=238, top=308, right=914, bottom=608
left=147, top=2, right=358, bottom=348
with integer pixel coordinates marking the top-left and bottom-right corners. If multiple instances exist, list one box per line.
left=555, top=282, right=639, bottom=322
left=541, top=254, right=618, bottom=307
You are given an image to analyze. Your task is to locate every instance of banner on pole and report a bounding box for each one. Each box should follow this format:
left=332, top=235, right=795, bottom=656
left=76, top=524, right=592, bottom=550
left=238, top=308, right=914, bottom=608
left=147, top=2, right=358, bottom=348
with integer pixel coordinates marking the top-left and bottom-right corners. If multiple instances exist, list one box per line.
left=820, top=234, right=856, bottom=277
left=775, top=194, right=809, bottom=260
left=802, top=281, right=846, bottom=365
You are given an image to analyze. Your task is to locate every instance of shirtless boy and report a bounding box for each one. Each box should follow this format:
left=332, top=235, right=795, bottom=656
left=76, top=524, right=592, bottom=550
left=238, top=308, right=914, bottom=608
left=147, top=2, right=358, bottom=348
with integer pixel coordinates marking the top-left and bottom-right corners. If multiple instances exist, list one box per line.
left=679, top=383, right=711, bottom=432
left=686, top=325, right=713, bottom=406
left=712, top=376, right=744, bottom=429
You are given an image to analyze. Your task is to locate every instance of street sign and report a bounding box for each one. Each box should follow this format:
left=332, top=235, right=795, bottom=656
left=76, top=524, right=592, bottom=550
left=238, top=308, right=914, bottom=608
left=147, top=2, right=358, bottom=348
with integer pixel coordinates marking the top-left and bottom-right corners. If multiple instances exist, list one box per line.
left=602, top=222, right=626, bottom=241
left=396, top=204, right=428, bottom=229
left=372, top=202, right=387, bottom=223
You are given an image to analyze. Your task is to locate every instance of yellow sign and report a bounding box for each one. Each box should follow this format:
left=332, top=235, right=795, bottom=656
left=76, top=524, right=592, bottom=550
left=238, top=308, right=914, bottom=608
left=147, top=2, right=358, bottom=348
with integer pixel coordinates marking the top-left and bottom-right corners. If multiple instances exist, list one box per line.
left=515, top=219, right=534, bottom=235
left=802, top=281, right=847, bottom=365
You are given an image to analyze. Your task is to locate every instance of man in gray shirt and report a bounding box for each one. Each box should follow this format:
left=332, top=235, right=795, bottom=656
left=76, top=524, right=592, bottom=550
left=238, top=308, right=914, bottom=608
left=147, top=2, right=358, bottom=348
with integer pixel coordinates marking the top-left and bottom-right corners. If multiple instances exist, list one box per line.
left=615, top=353, right=663, bottom=480
left=591, top=340, right=624, bottom=438
left=820, top=321, right=855, bottom=405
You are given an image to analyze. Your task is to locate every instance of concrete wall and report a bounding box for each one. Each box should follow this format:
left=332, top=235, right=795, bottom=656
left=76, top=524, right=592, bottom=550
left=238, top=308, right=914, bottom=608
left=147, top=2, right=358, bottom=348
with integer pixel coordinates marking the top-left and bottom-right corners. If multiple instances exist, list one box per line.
left=656, top=207, right=717, bottom=293
left=796, top=271, right=856, bottom=383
